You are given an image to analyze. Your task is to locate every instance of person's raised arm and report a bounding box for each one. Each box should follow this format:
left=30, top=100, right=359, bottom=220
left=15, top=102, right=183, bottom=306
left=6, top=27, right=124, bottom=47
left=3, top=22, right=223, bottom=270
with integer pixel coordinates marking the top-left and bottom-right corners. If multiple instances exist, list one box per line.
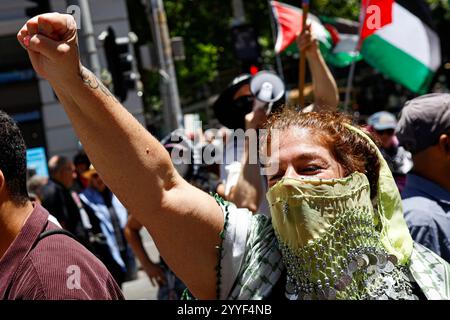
left=124, top=216, right=167, bottom=287
left=18, top=13, right=222, bottom=299
left=297, top=24, right=339, bottom=111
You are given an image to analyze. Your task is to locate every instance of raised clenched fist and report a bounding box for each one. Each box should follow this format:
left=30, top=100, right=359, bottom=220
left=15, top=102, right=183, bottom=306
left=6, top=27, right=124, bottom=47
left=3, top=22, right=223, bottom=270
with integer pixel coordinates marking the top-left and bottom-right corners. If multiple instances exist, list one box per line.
left=296, top=23, right=319, bottom=57
left=17, top=13, right=81, bottom=87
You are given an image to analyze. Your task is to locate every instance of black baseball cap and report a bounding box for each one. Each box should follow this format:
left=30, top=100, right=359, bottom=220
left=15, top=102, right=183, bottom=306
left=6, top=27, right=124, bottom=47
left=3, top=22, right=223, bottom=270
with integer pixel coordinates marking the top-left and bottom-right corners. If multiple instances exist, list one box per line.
left=212, top=74, right=252, bottom=129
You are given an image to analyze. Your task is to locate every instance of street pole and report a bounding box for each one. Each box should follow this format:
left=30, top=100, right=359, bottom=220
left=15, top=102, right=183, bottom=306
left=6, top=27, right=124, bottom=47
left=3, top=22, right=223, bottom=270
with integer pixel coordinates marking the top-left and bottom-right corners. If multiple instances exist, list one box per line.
left=343, top=59, right=357, bottom=113
left=231, top=0, right=246, bottom=26
left=148, top=0, right=183, bottom=132
left=67, top=0, right=101, bottom=77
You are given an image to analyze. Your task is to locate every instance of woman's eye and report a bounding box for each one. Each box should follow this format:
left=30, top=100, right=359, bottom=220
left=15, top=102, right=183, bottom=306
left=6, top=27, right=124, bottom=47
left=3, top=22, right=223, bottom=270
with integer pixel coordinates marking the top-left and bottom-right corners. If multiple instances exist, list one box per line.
left=300, top=166, right=322, bottom=173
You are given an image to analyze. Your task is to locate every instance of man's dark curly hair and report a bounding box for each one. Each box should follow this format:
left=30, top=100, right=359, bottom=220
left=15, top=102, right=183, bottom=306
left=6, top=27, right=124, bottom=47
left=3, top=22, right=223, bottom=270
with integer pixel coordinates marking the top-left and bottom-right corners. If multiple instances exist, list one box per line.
left=0, top=110, right=29, bottom=205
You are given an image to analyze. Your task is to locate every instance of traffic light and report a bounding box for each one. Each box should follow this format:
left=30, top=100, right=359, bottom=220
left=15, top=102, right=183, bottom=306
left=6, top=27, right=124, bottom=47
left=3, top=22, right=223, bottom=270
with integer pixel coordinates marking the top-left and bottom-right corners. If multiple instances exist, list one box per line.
left=231, top=24, right=262, bottom=74
left=25, top=0, right=50, bottom=18
left=102, top=27, right=137, bottom=102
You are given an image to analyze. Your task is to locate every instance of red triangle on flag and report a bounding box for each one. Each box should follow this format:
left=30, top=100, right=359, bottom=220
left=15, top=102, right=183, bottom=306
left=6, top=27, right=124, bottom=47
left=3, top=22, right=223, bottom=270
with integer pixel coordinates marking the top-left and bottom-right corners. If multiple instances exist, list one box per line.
left=360, top=0, right=394, bottom=40
left=271, top=1, right=305, bottom=53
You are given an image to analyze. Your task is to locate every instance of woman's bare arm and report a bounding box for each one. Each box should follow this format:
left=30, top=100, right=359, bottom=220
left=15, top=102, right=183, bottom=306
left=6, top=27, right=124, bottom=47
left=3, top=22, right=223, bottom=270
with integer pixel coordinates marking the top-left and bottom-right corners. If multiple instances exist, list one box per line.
left=18, top=13, right=222, bottom=299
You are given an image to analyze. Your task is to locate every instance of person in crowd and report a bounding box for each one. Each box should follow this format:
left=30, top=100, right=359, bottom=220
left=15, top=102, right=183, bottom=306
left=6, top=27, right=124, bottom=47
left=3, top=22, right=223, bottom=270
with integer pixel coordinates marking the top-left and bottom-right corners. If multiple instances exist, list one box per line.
left=212, top=74, right=255, bottom=201
left=397, top=94, right=450, bottom=263
left=367, top=111, right=413, bottom=192
left=0, top=110, right=123, bottom=300
left=227, top=24, right=340, bottom=215
left=26, top=175, right=48, bottom=204
left=73, top=150, right=91, bottom=193
left=125, top=216, right=186, bottom=300
left=27, top=175, right=61, bottom=227
left=18, top=13, right=449, bottom=300
left=80, top=166, right=136, bottom=287
left=225, top=108, right=271, bottom=215
left=40, top=155, right=92, bottom=247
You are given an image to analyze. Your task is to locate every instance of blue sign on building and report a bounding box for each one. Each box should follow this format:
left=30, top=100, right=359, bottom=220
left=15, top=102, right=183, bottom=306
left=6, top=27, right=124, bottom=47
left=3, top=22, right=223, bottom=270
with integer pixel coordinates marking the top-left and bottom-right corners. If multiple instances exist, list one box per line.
left=0, top=69, right=35, bottom=85
left=26, top=147, right=49, bottom=178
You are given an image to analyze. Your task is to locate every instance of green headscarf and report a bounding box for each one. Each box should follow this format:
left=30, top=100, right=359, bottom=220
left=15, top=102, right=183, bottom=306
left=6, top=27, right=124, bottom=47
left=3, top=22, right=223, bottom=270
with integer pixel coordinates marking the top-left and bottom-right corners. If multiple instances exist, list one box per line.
left=343, top=124, right=413, bottom=265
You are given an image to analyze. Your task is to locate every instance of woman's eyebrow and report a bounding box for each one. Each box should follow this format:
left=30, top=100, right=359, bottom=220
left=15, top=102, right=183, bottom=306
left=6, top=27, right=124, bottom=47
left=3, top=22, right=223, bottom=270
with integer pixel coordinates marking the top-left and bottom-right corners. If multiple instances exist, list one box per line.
left=266, top=151, right=326, bottom=169
left=294, top=152, right=327, bottom=162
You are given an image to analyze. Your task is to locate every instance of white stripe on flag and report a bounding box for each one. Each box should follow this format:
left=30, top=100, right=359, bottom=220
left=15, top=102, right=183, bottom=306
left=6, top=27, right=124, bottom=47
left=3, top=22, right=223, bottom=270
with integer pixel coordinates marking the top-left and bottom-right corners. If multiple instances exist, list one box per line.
left=333, top=34, right=359, bottom=54
left=374, top=3, right=441, bottom=71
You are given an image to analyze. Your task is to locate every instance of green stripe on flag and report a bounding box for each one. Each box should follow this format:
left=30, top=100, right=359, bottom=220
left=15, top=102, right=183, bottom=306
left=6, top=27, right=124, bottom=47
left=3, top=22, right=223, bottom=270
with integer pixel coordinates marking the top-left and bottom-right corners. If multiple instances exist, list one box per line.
left=361, top=35, right=435, bottom=94
left=282, top=33, right=362, bottom=68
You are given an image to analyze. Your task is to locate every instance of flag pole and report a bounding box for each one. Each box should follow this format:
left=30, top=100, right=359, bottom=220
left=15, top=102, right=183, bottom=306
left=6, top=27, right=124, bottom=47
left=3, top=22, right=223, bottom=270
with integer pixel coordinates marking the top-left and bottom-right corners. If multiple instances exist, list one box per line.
left=268, top=0, right=285, bottom=83
left=343, top=56, right=357, bottom=113
left=298, top=0, right=310, bottom=109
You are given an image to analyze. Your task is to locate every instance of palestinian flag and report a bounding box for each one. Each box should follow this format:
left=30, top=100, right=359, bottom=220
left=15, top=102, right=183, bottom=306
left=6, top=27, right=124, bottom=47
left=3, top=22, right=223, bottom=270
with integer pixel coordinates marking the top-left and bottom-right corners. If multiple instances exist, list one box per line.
left=360, top=0, right=441, bottom=94
left=271, top=1, right=362, bottom=67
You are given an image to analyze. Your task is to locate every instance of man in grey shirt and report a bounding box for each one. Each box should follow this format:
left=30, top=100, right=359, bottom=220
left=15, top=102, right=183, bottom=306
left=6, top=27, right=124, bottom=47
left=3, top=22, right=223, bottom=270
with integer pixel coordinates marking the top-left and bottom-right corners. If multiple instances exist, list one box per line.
left=397, top=94, right=450, bottom=262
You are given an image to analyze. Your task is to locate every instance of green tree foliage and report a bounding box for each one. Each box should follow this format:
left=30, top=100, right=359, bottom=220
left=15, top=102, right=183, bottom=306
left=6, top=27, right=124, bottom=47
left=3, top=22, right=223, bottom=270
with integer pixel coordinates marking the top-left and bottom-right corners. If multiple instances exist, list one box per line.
left=164, top=1, right=233, bottom=102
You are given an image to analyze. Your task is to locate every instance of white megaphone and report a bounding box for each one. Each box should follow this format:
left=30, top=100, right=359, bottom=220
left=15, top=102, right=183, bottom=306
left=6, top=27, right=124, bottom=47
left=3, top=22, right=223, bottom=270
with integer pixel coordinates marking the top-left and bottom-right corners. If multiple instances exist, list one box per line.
left=250, top=71, right=285, bottom=114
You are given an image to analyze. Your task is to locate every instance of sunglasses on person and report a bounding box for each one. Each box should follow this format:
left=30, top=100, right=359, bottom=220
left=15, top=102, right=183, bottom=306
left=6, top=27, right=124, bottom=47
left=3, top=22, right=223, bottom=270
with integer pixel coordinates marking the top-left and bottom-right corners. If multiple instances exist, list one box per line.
left=232, top=95, right=254, bottom=109
left=375, top=128, right=395, bottom=136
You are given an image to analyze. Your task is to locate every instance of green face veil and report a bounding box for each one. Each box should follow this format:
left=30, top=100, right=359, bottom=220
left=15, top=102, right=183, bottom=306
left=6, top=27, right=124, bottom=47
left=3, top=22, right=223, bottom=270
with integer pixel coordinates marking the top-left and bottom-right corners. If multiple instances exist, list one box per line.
left=266, top=124, right=414, bottom=300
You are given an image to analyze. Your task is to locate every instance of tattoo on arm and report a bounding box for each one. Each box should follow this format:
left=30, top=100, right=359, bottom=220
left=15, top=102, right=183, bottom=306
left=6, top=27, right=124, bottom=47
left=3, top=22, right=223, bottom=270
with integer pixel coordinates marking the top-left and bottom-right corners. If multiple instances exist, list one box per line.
left=79, top=67, right=119, bottom=103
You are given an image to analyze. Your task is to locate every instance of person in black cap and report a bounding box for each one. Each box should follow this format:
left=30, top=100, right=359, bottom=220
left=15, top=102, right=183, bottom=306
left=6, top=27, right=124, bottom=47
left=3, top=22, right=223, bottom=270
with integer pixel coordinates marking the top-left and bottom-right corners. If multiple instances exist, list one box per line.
left=213, top=74, right=254, bottom=131
left=397, top=93, right=450, bottom=263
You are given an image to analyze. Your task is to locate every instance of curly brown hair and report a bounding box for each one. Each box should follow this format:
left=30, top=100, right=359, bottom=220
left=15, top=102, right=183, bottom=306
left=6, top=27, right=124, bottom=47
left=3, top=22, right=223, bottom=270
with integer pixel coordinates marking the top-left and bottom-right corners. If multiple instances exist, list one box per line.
left=263, top=108, right=381, bottom=198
